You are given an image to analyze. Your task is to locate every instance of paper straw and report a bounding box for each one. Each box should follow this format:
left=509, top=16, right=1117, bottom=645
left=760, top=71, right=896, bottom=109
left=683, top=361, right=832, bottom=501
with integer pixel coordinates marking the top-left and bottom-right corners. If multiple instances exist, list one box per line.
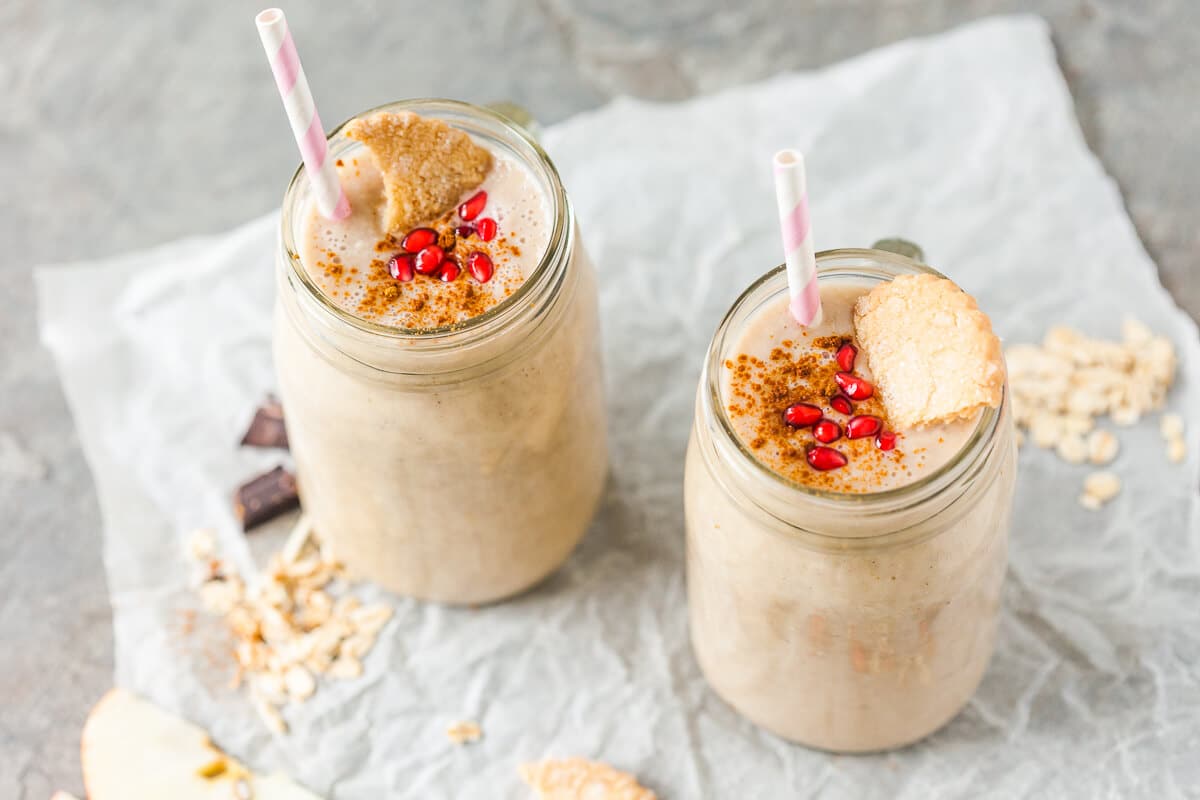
left=773, top=149, right=822, bottom=327
left=255, top=8, right=350, bottom=221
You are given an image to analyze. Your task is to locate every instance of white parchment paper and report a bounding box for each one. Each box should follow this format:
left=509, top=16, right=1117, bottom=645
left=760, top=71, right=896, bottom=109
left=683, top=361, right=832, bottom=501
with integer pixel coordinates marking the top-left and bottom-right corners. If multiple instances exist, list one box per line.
left=35, top=16, right=1200, bottom=799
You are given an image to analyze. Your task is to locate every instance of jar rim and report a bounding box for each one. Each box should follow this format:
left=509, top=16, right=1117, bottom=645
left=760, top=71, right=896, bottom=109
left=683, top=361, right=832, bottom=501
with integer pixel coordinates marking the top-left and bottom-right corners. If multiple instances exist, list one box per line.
left=701, top=248, right=1005, bottom=516
left=278, top=98, right=571, bottom=341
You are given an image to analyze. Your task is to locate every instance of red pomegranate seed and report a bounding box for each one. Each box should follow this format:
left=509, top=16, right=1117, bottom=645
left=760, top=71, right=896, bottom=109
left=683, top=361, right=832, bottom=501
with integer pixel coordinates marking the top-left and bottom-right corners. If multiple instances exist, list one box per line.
left=834, top=371, right=874, bottom=401
left=836, top=342, right=858, bottom=372
left=813, top=419, right=842, bottom=443
left=807, top=446, right=848, bottom=471
left=387, top=253, right=415, bottom=282
left=467, top=250, right=494, bottom=283
left=829, top=393, right=853, bottom=415
left=455, top=225, right=476, bottom=239
left=401, top=227, right=437, bottom=253
left=458, top=191, right=487, bottom=221
left=783, top=402, right=822, bottom=428
left=845, top=415, right=882, bottom=439
left=438, top=260, right=461, bottom=282
left=876, top=431, right=897, bottom=451
left=414, top=245, right=445, bottom=275
left=476, top=217, right=498, bottom=242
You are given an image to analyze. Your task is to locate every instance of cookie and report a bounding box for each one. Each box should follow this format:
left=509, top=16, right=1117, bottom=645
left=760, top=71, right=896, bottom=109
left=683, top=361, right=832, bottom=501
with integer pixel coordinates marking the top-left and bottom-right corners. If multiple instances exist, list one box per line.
left=519, top=758, right=656, bottom=800
left=343, top=111, right=492, bottom=234
left=853, top=273, right=1004, bottom=429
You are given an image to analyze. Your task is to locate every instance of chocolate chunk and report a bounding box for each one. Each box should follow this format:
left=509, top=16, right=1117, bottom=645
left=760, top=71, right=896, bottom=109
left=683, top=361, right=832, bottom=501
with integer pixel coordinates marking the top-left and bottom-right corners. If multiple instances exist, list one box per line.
left=240, top=398, right=289, bottom=450
left=234, top=466, right=299, bottom=531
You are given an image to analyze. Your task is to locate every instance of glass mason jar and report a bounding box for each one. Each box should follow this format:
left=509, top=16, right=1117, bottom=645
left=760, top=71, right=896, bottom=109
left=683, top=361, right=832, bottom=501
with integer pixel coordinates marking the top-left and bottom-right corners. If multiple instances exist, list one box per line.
left=685, top=250, right=1017, bottom=752
left=274, top=100, right=608, bottom=605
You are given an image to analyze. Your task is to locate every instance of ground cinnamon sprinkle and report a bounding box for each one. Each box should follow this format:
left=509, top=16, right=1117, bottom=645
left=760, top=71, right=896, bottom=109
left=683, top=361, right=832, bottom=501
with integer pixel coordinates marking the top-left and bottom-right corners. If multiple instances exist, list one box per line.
left=725, top=335, right=909, bottom=492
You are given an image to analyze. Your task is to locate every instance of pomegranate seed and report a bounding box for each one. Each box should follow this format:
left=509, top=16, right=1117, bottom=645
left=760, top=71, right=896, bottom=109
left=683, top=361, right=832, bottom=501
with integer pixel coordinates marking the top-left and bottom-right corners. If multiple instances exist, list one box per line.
left=438, top=260, right=461, bottom=282
left=807, top=446, right=848, bottom=471
left=476, top=217, right=498, bottom=241
left=401, top=227, right=438, bottom=252
left=458, top=191, right=487, bottom=221
left=876, top=431, right=897, bottom=451
left=784, top=403, right=822, bottom=428
left=845, top=415, right=882, bottom=439
left=414, top=245, right=445, bottom=275
left=829, top=394, right=853, bottom=415
left=834, top=371, right=874, bottom=401
left=813, top=419, right=842, bottom=443
left=836, top=342, right=858, bottom=372
left=387, top=253, right=415, bottom=282
left=467, top=250, right=494, bottom=283
left=456, top=225, right=476, bottom=238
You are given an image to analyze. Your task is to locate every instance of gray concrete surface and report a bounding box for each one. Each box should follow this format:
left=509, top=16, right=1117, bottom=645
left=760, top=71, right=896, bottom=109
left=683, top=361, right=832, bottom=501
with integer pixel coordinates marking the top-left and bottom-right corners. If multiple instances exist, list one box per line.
left=1, top=0, right=1196, bottom=795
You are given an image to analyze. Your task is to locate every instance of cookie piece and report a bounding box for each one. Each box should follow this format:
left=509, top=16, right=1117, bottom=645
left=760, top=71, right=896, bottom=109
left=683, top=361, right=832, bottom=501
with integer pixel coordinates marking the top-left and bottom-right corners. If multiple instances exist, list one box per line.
left=344, top=111, right=492, bottom=234
left=520, top=758, right=656, bottom=800
left=853, top=273, right=1004, bottom=429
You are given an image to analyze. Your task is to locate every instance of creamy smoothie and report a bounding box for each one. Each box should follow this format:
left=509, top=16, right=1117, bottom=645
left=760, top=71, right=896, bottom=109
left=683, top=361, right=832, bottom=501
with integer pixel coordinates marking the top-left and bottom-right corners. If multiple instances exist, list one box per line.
left=685, top=255, right=1016, bottom=752
left=274, top=101, right=607, bottom=605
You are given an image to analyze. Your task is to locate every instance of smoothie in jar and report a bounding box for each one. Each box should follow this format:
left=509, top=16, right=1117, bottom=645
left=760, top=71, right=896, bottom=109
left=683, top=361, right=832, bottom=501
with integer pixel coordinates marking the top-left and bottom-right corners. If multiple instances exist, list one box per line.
left=685, top=250, right=1016, bottom=752
left=274, top=101, right=608, bottom=605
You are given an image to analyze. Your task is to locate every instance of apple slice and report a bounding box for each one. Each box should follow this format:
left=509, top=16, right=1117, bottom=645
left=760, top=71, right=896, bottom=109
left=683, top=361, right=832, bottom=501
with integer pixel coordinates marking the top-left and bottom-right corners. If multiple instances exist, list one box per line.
left=81, top=689, right=322, bottom=800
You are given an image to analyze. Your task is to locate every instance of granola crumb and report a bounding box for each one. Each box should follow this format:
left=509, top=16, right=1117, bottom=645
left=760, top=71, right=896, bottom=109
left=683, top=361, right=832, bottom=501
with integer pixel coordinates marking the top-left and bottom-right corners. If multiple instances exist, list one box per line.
left=1167, top=438, right=1187, bottom=464
left=446, top=720, right=483, bottom=745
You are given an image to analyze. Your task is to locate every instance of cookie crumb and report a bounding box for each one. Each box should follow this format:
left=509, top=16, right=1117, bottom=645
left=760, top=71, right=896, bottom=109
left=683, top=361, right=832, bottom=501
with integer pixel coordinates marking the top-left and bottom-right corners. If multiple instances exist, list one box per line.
left=519, top=758, right=656, bottom=800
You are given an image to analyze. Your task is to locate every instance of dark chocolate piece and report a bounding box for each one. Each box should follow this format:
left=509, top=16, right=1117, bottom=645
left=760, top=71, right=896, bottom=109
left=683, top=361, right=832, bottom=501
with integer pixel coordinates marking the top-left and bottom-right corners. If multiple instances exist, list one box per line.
left=240, top=398, right=289, bottom=450
left=234, top=466, right=299, bottom=531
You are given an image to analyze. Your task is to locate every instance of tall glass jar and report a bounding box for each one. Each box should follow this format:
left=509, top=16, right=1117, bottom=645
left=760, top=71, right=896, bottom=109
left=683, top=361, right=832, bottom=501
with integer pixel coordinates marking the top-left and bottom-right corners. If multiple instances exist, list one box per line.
left=274, top=100, right=608, bottom=605
left=685, top=250, right=1017, bottom=752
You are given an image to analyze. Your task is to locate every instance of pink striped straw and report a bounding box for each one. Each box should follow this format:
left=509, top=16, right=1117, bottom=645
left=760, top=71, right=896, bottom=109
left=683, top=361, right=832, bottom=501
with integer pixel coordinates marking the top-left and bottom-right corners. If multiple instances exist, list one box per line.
left=255, top=8, right=350, bottom=221
left=773, top=149, right=822, bottom=327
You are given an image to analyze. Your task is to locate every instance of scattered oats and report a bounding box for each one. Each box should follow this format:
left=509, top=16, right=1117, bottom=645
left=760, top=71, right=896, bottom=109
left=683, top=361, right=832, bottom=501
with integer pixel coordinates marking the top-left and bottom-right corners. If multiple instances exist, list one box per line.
left=349, top=604, right=394, bottom=636
left=520, top=758, right=657, bottom=800
left=200, top=578, right=244, bottom=615
left=1078, top=493, right=1103, bottom=511
left=1167, top=438, right=1186, bottom=464
left=1083, top=471, right=1122, bottom=503
left=1160, top=413, right=1184, bottom=440
left=1110, top=406, right=1140, bottom=427
left=446, top=720, right=483, bottom=745
left=281, top=515, right=314, bottom=564
left=1086, top=430, right=1119, bottom=465
left=186, top=522, right=390, bottom=732
left=328, top=656, right=364, bottom=680
left=187, top=528, right=217, bottom=562
left=340, top=632, right=376, bottom=660
left=251, top=691, right=288, bottom=735
left=50, top=793, right=82, bottom=800
left=283, top=664, right=316, bottom=701
left=1056, top=435, right=1088, bottom=465
left=1007, top=321, right=1176, bottom=470
left=1030, top=415, right=1062, bottom=449
left=333, top=595, right=362, bottom=618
